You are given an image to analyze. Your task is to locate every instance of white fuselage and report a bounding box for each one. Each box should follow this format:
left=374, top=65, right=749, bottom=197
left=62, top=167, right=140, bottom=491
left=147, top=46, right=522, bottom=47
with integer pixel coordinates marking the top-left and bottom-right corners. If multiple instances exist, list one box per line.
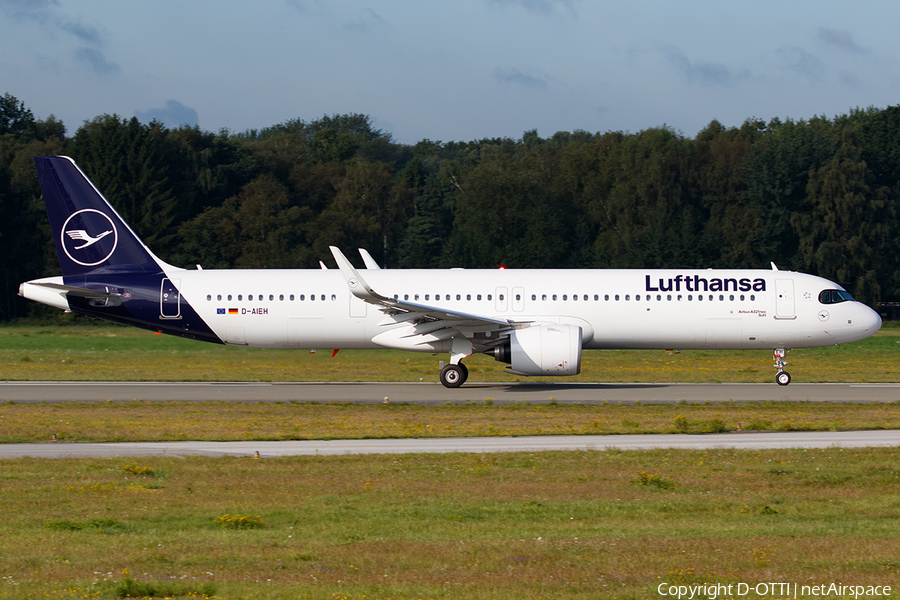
left=159, top=267, right=879, bottom=351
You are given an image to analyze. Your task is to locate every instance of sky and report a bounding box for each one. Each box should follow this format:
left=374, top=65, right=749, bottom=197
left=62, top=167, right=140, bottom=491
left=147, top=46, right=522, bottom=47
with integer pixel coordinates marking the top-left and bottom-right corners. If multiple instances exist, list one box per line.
left=2, top=0, right=899, bottom=145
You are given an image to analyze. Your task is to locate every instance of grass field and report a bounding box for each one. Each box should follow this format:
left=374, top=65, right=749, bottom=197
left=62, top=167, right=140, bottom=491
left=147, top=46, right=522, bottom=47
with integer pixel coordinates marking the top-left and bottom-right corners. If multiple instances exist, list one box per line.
left=0, top=323, right=898, bottom=384
left=3, top=400, right=900, bottom=444
left=1, top=448, right=899, bottom=600
left=2, top=324, right=899, bottom=599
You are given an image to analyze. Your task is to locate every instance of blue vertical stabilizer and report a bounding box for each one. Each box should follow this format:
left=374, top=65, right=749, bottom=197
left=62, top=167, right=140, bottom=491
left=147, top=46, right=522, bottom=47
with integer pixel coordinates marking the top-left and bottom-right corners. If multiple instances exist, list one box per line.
left=34, top=156, right=166, bottom=278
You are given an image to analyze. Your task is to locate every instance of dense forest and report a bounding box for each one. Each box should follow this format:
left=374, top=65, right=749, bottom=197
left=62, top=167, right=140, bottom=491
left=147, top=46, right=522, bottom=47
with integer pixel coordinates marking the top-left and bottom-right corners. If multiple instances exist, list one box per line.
left=1, top=92, right=899, bottom=321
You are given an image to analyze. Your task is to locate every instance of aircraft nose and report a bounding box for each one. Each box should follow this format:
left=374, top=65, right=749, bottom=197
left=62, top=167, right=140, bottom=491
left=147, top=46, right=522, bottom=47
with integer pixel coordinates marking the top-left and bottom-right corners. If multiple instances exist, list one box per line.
left=834, top=303, right=882, bottom=344
left=861, top=304, right=883, bottom=334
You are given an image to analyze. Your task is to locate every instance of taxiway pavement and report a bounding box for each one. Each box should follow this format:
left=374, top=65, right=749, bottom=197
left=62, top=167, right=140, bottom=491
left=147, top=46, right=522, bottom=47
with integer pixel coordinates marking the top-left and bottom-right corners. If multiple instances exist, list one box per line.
left=2, top=381, right=900, bottom=404
left=2, top=430, right=899, bottom=458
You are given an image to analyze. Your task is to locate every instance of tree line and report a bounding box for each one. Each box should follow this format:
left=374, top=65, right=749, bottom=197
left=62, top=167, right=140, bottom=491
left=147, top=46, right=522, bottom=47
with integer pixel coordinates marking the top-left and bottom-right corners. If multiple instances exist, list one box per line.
left=2, top=92, right=899, bottom=320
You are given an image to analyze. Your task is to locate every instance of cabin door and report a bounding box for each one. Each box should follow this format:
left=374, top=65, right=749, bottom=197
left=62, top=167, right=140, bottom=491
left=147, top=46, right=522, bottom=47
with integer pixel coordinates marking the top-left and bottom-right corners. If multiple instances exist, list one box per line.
left=775, top=279, right=795, bottom=319
left=160, top=278, right=181, bottom=319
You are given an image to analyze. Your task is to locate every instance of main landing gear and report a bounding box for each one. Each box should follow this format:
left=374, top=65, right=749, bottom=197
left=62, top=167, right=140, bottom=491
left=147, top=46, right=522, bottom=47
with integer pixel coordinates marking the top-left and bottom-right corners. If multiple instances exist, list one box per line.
left=774, top=348, right=791, bottom=386
left=440, top=362, right=469, bottom=388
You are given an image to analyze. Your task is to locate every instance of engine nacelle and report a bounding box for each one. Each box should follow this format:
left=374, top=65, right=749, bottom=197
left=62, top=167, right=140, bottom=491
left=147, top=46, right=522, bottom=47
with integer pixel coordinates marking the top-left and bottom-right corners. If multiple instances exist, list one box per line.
left=489, top=323, right=582, bottom=376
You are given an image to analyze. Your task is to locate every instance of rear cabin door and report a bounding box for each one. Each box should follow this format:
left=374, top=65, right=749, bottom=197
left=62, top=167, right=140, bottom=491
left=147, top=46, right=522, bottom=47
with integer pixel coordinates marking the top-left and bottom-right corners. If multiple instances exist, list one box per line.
left=160, top=278, right=181, bottom=319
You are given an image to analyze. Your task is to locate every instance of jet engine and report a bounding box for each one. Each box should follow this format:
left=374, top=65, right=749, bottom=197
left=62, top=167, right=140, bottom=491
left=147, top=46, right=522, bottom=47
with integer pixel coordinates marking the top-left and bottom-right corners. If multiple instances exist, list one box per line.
left=487, top=323, right=582, bottom=376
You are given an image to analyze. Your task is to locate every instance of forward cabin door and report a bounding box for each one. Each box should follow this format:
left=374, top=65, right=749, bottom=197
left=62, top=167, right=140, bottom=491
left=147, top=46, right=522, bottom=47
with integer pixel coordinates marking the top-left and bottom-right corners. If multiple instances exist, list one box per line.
left=775, top=279, right=796, bottom=319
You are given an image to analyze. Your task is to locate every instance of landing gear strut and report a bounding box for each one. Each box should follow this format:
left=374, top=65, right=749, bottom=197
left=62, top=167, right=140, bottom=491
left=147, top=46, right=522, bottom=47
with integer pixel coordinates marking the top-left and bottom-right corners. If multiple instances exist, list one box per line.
left=440, top=362, right=468, bottom=388
left=774, top=348, right=791, bottom=386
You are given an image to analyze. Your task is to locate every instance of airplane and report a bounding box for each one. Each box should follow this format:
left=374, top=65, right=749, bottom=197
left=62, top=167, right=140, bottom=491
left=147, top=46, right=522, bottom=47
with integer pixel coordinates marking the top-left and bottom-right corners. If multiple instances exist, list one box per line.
left=19, top=156, right=882, bottom=388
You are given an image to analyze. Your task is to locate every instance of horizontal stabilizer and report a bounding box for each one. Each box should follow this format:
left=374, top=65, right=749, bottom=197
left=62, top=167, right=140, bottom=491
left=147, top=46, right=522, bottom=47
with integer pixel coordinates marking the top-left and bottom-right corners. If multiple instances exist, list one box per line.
left=28, top=281, right=120, bottom=299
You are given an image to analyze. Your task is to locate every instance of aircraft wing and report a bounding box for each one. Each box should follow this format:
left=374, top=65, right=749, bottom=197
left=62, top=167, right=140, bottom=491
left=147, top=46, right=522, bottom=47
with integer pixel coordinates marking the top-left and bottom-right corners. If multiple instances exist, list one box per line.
left=329, top=246, right=511, bottom=329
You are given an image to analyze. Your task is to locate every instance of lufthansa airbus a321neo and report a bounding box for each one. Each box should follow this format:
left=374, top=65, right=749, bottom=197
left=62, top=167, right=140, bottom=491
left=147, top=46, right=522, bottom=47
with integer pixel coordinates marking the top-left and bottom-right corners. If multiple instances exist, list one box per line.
left=19, top=156, right=882, bottom=387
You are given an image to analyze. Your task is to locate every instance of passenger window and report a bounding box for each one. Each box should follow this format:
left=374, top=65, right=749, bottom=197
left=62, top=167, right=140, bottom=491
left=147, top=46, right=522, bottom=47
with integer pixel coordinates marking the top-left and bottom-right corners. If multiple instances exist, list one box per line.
left=488, top=294, right=492, bottom=301
left=667, top=295, right=671, bottom=301
left=477, top=294, right=482, bottom=301
left=614, top=294, right=619, bottom=301
left=499, top=294, right=505, bottom=301
left=750, top=294, right=755, bottom=301
left=300, top=294, right=305, bottom=301
left=531, top=294, right=536, bottom=301
left=415, top=294, right=419, bottom=301
left=562, top=294, right=568, bottom=301
left=604, top=294, right=609, bottom=301
left=425, top=294, right=430, bottom=301
left=677, top=295, right=682, bottom=301
left=719, top=295, right=724, bottom=301
left=279, top=294, right=284, bottom=301
left=542, top=294, right=547, bottom=301
left=698, top=295, right=703, bottom=301
left=290, top=294, right=295, bottom=301
left=206, top=294, right=211, bottom=301
left=217, top=294, right=222, bottom=301
left=467, top=294, right=472, bottom=301
left=552, top=294, right=557, bottom=301
left=516, top=294, right=521, bottom=301
left=740, top=295, right=744, bottom=301
left=312, top=295, right=317, bottom=301
left=572, top=294, right=577, bottom=301
left=404, top=294, right=409, bottom=301
left=636, top=294, right=641, bottom=301
left=456, top=294, right=461, bottom=301
left=729, top=295, right=734, bottom=301
left=625, top=295, right=630, bottom=301
left=445, top=294, right=450, bottom=301
left=657, top=295, right=661, bottom=301
left=594, top=294, right=599, bottom=301
left=238, top=295, right=243, bottom=301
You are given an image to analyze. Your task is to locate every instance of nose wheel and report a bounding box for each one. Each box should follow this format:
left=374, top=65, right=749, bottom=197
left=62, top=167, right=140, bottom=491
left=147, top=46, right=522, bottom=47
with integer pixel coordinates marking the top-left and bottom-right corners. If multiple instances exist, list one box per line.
left=440, top=362, right=469, bottom=388
left=774, top=348, right=791, bottom=386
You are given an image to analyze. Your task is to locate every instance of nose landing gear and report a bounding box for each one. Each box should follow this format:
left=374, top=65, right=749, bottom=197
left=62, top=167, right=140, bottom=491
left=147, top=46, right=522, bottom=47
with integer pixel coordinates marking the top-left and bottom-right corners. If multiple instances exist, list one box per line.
left=774, top=348, right=791, bottom=385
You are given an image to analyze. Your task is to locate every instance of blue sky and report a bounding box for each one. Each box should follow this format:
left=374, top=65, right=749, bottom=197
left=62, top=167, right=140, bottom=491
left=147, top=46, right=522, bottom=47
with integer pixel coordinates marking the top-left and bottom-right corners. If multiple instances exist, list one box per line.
left=2, top=0, right=898, bottom=144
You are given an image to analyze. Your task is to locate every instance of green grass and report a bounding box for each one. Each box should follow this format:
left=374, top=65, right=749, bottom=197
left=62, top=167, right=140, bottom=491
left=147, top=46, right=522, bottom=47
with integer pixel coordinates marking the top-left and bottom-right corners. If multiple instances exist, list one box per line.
left=2, top=324, right=899, bottom=599
left=3, top=400, right=900, bottom=443
left=1, top=449, right=899, bottom=599
left=0, top=322, right=898, bottom=383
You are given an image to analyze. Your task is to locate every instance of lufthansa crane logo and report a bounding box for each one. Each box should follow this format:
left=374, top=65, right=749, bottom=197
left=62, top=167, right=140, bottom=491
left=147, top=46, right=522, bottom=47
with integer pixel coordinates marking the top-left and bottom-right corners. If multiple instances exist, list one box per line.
left=61, top=209, right=118, bottom=267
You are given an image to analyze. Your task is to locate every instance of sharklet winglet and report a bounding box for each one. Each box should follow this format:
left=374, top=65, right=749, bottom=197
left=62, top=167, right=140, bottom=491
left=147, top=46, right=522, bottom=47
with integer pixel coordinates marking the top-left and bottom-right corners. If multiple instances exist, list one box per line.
left=329, top=246, right=389, bottom=304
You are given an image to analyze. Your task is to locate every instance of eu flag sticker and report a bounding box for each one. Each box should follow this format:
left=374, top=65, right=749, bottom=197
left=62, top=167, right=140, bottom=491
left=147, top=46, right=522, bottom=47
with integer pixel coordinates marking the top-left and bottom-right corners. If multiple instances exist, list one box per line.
left=216, top=308, right=226, bottom=315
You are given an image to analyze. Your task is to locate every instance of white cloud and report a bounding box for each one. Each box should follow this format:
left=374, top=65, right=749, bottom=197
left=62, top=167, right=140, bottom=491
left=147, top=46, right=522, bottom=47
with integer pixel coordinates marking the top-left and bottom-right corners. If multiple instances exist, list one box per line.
left=135, top=100, right=199, bottom=128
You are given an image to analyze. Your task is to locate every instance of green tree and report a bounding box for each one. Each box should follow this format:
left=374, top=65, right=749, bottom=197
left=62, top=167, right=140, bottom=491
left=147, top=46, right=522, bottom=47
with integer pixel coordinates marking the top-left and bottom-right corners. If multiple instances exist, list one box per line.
left=0, top=93, right=36, bottom=139
left=70, top=115, right=175, bottom=253
left=793, top=154, right=894, bottom=303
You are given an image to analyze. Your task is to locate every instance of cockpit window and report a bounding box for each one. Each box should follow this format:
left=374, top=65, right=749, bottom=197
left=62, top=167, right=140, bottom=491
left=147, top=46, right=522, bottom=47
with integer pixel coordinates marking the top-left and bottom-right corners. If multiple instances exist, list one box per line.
left=819, top=289, right=854, bottom=304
